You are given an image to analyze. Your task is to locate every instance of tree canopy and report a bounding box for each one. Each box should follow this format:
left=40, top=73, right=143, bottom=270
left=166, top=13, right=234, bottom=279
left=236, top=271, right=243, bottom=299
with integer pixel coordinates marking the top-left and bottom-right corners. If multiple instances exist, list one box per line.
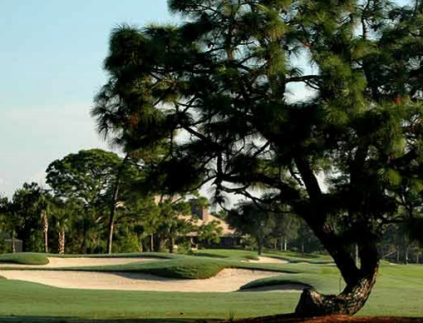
left=46, top=149, right=122, bottom=205
left=94, top=0, right=423, bottom=316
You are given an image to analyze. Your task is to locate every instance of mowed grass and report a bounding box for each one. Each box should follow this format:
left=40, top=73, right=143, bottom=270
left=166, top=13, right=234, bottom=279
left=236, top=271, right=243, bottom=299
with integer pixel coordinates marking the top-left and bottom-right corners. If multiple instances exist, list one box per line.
left=0, top=252, right=298, bottom=279
left=0, top=252, right=174, bottom=265
left=194, top=249, right=333, bottom=264
left=0, top=279, right=300, bottom=321
left=0, top=249, right=422, bottom=320
left=0, top=253, right=49, bottom=265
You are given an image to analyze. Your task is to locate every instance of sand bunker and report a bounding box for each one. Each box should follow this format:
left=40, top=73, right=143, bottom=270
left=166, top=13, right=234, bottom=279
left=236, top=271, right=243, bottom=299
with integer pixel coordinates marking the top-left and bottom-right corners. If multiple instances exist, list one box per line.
left=247, top=256, right=288, bottom=264
left=0, top=257, right=164, bottom=269
left=0, top=268, right=283, bottom=292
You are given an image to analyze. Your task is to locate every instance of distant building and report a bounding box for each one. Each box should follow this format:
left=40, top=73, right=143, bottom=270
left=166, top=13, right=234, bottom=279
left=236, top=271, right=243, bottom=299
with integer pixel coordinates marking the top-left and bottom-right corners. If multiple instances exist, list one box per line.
left=187, top=199, right=241, bottom=248
left=154, top=196, right=241, bottom=248
left=0, top=232, right=23, bottom=253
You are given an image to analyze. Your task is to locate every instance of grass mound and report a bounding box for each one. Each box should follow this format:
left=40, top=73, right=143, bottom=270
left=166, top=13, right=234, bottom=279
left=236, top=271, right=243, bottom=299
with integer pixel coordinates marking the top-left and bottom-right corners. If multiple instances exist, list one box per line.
left=0, top=253, right=49, bottom=265
left=52, top=252, right=174, bottom=259
left=193, top=252, right=228, bottom=258
left=0, top=252, right=300, bottom=279
left=65, top=258, right=229, bottom=279
left=40, top=256, right=298, bottom=279
left=138, top=258, right=228, bottom=279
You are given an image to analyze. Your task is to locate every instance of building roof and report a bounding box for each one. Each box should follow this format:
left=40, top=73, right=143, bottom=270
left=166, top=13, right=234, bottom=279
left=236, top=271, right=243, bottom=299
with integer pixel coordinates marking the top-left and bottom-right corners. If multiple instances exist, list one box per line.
left=178, top=213, right=236, bottom=237
left=0, top=232, right=11, bottom=239
left=153, top=196, right=237, bottom=237
left=0, top=232, right=22, bottom=242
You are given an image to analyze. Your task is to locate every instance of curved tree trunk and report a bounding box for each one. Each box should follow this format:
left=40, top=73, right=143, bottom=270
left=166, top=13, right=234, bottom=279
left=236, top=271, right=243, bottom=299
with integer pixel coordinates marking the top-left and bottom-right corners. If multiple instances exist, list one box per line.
left=295, top=264, right=378, bottom=316
left=293, top=155, right=380, bottom=316
left=295, top=224, right=379, bottom=316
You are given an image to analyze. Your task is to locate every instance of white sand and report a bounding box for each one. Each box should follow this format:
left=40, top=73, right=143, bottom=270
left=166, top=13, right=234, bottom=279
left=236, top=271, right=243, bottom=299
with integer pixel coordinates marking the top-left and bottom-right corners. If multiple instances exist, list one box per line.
left=0, top=257, right=164, bottom=269
left=247, top=256, right=288, bottom=264
left=0, top=268, right=282, bottom=292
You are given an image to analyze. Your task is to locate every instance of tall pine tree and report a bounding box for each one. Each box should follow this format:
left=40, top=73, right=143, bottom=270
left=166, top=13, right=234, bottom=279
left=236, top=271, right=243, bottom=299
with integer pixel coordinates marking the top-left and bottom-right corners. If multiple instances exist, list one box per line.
left=94, top=0, right=423, bottom=316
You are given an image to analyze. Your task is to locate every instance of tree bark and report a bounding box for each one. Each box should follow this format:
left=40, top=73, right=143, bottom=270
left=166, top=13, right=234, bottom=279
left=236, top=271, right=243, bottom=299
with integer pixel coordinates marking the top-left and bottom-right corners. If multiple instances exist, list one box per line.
left=354, top=244, right=359, bottom=268
left=106, top=180, right=119, bottom=254
left=153, top=235, right=163, bottom=252
left=295, top=226, right=379, bottom=316
left=58, top=230, right=65, bottom=255
left=169, top=237, right=175, bottom=253
left=11, top=231, right=16, bottom=253
left=41, top=212, right=49, bottom=253
left=293, top=155, right=380, bottom=316
left=107, top=154, right=129, bottom=255
left=295, top=270, right=377, bottom=317
left=150, top=234, right=154, bottom=252
left=257, top=235, right=263, bottom=255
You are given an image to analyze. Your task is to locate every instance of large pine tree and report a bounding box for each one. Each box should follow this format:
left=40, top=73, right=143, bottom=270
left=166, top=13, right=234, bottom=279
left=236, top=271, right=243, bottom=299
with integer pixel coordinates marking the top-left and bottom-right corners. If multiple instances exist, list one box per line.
left=94, top=0, right=423, bottom=316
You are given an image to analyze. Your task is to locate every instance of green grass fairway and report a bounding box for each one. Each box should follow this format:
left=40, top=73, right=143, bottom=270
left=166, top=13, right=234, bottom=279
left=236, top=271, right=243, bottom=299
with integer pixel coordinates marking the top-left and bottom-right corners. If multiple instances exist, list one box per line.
left=0, top=249, right=422, bottom=321
left=0, top=280, right=299, bottom=321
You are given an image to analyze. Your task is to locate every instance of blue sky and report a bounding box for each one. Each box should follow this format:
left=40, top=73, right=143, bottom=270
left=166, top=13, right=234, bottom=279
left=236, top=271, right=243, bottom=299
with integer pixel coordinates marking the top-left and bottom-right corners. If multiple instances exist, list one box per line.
left=0, top=0, right=173, bottom=197
left=0, top=0, right=413, bottom=198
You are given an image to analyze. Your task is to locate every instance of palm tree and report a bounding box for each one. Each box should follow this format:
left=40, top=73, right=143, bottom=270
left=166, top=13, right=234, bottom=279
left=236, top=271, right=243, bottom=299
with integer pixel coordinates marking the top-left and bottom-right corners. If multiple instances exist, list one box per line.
left=52, top=206, right=69, bottom=255
left=0, top=197, right=19, bottom=253
left=36, top=193, right=51, bottom=253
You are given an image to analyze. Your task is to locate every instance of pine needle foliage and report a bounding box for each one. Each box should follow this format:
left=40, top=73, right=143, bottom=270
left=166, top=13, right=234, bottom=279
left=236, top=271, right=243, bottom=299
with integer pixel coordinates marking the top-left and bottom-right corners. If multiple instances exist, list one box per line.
left=94, top=0, right=423, bottom=315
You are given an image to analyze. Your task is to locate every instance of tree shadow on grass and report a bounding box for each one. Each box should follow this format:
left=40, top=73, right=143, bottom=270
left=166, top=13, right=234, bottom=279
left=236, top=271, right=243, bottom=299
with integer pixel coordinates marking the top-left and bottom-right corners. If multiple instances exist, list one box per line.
left=0, top=316, right=220, bottom=323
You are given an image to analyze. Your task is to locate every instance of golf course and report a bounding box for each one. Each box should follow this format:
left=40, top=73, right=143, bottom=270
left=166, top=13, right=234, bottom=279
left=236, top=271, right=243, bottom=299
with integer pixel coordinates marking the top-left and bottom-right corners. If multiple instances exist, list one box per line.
left=4, top=0, right=423, bottom=321
left=0, top=249, right=422, bottom=322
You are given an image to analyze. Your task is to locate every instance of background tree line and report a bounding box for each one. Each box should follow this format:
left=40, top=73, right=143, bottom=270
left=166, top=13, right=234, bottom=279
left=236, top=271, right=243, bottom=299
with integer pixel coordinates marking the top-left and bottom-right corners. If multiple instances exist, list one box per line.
left=1, top=147, right=420, bottom=265
left=0, top=148, right=222, bottom=254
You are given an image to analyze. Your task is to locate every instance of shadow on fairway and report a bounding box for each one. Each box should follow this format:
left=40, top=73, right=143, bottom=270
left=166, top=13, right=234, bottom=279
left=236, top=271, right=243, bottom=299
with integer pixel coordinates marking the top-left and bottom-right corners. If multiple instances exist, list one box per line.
left=0, top=316, right=220, bottom=323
